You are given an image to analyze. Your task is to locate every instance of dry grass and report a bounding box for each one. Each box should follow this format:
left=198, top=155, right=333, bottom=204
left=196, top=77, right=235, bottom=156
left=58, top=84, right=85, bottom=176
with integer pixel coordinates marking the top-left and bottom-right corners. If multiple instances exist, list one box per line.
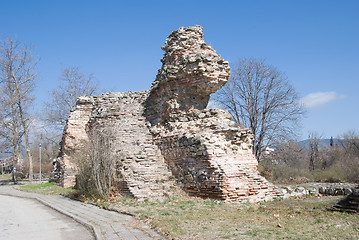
left=0, top=173, right=12, bottom=182
left=20, top=183, right=359, bottom=239
left=101, top=195, right=359, bottom=240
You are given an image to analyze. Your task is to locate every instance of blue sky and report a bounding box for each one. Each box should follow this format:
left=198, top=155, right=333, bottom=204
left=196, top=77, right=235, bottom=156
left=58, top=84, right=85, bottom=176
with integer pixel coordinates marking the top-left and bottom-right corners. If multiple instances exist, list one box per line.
left=1, top=0, right=358, bottom=140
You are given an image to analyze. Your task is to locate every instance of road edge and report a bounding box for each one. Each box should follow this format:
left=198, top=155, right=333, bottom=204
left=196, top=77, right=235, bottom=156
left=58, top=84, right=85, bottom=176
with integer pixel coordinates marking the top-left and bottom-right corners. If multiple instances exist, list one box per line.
left=0, top=191, right=100, bottom=240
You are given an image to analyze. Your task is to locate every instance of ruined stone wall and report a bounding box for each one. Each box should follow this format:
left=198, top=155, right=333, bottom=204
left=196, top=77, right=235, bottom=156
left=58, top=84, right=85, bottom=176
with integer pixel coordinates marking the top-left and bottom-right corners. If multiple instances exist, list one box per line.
left=55, top=96, right=94, bottom=187
left=56, top=91, right=176, bottom=200
left=145, top=25, right=279, bottom=201
left=54, top=25, right=280, bottom=202
left=86, top=91, right=175, bottom=200
left=148, top=103, right=278, bottom=201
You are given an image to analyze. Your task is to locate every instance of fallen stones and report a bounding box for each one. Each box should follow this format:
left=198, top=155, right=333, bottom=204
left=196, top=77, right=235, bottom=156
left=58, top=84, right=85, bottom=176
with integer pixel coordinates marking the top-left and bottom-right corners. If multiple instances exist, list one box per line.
left=277, top=183, right=358, bottom=199
left=304, top=182, right=357, bottom=196
left=331, top=187, right=359, bottom=213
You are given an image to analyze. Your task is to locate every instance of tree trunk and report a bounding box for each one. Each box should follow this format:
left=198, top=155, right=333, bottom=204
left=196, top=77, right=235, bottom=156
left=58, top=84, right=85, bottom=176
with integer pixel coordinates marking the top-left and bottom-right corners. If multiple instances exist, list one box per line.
left=18, top=101, right=33, bottom=182
left=10, top=104, right=19, bottom=167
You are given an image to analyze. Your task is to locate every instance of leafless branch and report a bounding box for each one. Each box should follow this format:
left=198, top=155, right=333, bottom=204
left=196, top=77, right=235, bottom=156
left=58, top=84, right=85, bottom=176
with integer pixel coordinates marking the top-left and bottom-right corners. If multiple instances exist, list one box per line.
left=214, top=58, right=305, bottom=160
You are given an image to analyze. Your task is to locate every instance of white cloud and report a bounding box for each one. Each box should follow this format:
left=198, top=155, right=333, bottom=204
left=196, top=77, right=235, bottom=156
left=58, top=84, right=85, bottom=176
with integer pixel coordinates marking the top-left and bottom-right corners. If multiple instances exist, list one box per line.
left=300, top=91, right=345, bottom=108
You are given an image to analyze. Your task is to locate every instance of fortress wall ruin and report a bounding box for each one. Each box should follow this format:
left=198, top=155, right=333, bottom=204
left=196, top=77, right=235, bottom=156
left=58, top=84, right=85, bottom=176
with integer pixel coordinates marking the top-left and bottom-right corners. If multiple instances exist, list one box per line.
left=53, top=25, right=280, bottom=202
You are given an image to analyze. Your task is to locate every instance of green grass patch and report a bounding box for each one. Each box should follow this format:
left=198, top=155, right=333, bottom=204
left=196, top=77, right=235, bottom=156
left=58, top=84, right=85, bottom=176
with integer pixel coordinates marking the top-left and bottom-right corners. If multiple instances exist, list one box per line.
left=19, top=182, right=77, bottom=195
left=21, top=182, right=56, bottom=189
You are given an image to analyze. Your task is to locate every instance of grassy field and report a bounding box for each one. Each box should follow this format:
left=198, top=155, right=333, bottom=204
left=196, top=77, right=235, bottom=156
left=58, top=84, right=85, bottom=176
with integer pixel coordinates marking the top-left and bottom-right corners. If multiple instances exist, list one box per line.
left=17, top=183, right=359, bottom=240
left=103, top=195, right=358, bottom=240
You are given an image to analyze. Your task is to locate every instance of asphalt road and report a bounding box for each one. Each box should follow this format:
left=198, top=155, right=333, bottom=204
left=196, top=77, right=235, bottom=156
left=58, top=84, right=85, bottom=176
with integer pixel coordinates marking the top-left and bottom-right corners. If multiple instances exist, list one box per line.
left=0, top=195, right=94, bottom=240
left=0, top=184, right=164, bottom=240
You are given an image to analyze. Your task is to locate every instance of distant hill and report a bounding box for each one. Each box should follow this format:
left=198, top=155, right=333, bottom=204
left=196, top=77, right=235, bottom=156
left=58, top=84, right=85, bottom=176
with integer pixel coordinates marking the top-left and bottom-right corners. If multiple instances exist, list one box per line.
left=298, top=138, right=341, bottom=150
left=299, top=138, right=340, bottom=150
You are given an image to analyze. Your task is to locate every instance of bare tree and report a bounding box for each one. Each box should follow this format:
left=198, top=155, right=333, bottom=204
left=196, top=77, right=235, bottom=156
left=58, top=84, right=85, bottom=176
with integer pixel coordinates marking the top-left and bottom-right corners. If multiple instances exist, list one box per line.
left=0, top=38, right=37, bottom=181
left=338, top=131, right=359, bottom=181
left=214, top=58, right=304, bottom=160
left=0, top=62, right=22, bottom=165
left=308, top=132, right=321, bottom=170
left=0, top=104, right=18, bottom=157
left=44, top=66, right=98, bottom=128
left=274, top=140, right=307, bottom=168
left=30, top=117, right=63, bottom=174
left=75, top=126, right=116, bottom=198
left=339, top=130, right=359, bottom=154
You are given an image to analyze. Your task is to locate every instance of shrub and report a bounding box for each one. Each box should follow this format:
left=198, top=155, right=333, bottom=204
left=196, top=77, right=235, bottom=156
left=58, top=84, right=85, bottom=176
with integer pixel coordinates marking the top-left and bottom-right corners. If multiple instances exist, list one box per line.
left=75, top=126, right=117, bottom=198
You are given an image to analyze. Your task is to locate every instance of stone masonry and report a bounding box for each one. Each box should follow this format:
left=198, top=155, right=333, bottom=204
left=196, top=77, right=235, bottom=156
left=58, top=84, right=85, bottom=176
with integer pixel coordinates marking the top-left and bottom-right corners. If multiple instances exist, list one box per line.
left=53, top=25, right=280, bottom=202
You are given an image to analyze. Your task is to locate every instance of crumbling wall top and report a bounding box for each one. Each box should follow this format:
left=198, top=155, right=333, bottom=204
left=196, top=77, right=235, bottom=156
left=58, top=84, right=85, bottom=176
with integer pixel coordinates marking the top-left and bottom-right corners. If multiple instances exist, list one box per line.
left=146, top=25, right=230, bottom=124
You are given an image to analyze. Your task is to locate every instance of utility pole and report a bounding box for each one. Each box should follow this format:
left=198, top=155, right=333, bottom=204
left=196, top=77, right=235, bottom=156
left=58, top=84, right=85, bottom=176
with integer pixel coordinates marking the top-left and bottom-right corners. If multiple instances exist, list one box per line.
left=39, top=143, right=42, bottom=184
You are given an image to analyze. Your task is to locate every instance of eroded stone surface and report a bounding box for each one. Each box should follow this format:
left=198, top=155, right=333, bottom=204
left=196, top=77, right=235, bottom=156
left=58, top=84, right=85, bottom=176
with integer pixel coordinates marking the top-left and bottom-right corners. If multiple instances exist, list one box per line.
left=52, top=25, right=280, bottom=202
left=148, top=108, right=279, bottom=201
left=54, top=95, right=94, bottom=188
left=145, top=25, right=230, bottom=125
